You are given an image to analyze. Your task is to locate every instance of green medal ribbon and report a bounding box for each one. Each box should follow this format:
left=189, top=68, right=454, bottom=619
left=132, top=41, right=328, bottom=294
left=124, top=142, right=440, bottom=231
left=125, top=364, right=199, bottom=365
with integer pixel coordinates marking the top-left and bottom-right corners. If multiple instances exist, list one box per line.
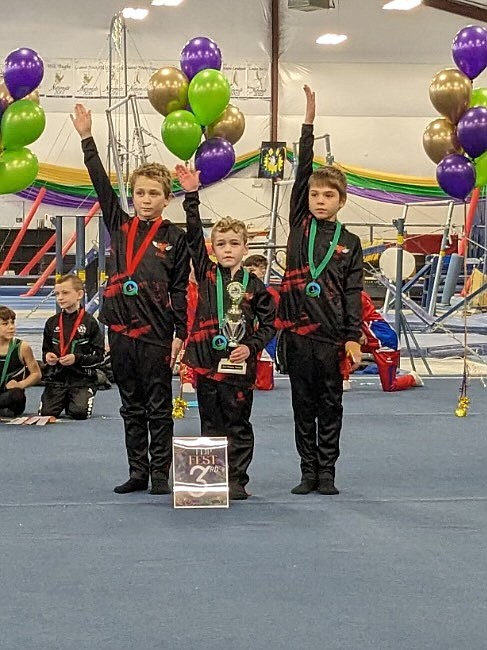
left=212, top=267, right=249, bottom=350
left=0, top=339, right=16, bottom=390
left=306, top=219, right=342, bottom=298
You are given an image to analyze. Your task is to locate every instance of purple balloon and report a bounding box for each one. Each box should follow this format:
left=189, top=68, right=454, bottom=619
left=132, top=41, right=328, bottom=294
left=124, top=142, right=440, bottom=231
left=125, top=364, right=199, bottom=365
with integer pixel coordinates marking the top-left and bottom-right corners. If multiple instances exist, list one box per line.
left=452, top=25, right=487, bottom=80
left=457, top=106, right=487, bottom=158
left=436, top=153, right=476, bottom=201
left=180, top=37, right=222, bottom=81
left=4, top=48, right=44, bottom=100
left=195, top=137, right=235, bottom=185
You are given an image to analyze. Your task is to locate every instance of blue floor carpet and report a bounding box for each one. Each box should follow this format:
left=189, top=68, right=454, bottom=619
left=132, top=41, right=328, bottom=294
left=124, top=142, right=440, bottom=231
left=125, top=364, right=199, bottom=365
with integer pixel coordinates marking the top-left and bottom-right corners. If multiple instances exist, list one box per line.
left=1, top=377, right=487, bottom=649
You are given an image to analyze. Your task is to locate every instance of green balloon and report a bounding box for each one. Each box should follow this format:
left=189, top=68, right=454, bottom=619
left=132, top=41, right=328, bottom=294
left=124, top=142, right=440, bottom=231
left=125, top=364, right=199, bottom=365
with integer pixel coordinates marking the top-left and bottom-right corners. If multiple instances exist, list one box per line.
left=0, top=148, right=39, bottom=194
left=188, top=69, right=230, bottom=126
left=470, top=87, right=487, bottom=108
left=1, top=99, right=46, bottom=150
left=474, top=149, right=487, bottom=187
left=161, top=110, right=202, bottom=161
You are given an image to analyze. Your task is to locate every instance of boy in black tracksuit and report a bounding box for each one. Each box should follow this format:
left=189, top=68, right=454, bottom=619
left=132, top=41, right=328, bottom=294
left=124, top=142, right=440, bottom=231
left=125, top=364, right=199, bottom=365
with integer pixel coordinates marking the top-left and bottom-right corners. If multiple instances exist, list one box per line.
left=175, top=164, right=276, bottom=500
left=276, top=85, right=363, bottom=496
left=71, top=104, right=189, bottom=495
left=39, top=274, right=104, bottom=420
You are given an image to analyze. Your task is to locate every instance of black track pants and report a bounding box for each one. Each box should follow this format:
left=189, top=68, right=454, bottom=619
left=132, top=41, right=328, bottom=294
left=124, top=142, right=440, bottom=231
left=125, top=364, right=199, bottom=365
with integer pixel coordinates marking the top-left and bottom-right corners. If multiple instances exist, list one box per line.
left=285, top=332, right=343, bottom=480
left=109, top=332, right=173, bottom=482
left=196, top=375, right=254, bottom=487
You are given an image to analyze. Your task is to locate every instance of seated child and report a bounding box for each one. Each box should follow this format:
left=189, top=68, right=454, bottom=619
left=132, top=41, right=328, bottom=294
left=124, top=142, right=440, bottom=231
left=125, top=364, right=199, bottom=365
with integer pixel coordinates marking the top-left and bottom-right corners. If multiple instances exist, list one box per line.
left=0, top=305, right=42, bottom=417
left=39, top=274, right=105, bottom=420
left=342, top=290, right=424, bottom=392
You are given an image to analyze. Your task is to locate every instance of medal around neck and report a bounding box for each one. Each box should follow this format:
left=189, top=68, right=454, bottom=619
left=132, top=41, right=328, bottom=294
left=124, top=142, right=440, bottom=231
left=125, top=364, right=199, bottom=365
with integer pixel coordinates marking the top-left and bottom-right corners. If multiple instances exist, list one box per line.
left=217, top=280, right=247, bottom=375
left=305, top=281, right=321, bottom=298
left=123, top=279, right=139, bottom=296
left=306, top=219, right=342, bottom=298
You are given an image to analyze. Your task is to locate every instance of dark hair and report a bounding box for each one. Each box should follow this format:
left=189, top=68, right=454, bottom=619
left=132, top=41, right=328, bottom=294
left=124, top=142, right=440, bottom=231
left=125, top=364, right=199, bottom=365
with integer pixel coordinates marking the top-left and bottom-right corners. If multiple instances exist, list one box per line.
left=56, top=273, right=85, bottom=292
left=130, top=162, right=172, bottom=199
left=243, top=254, right=268, bottom=269
left=308, top=166, right=347, bottom=202
left=0, top=305, right=16, bottom=322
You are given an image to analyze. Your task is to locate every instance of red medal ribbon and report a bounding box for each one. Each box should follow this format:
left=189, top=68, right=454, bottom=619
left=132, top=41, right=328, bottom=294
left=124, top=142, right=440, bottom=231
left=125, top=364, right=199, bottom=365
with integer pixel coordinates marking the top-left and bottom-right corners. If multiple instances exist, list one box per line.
left=58, top=308, right=85, bottom=357
left=126, top=216, right=162, bottom=277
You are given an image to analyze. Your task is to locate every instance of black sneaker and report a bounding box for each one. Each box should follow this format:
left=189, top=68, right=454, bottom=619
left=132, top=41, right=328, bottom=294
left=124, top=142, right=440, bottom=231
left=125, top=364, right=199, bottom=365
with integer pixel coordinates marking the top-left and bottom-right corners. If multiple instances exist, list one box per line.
left=113, top=477, right=148, bottom=494
left=150, top=479, right=171, bottom=495
left=318, top=478, right=339, bottom=495
left=229, top=484, right=249, bottom=500
left=291, top=478, right=318, bottom=495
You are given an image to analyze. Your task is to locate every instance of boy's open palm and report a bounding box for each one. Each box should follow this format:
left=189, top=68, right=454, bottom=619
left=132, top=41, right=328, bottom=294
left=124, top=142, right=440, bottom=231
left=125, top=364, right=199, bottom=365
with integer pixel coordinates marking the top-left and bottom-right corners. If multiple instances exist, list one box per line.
left=303, top=84, right=316, bottom=124
left=175, top=164, right=200, bottom=192
left=70, top=104, right=92, bottom=139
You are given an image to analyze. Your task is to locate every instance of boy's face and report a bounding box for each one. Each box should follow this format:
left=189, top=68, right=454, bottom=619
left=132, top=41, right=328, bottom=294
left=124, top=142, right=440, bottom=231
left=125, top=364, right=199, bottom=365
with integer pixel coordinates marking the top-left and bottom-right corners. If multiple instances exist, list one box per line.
left=212, top=230, right=248, bottom=273
left=132, top=175, right=169, bottom=221
left=244, top=264, right=266, bottom=280
left=308, top=182, right=344, bottom=221
left=0, top=318, right=15, bottom=342
left=55, top=281, right=83, bottom=312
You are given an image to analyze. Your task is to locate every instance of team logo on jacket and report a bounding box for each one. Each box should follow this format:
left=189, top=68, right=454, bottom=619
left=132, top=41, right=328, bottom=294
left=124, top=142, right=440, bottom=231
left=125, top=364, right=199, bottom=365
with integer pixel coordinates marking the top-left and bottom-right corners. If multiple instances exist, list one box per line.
left=152, top=241, right=172, bottom=257
left=78, top=324, right=87, bottom=334
left=334, top=245, right=349, bottom=258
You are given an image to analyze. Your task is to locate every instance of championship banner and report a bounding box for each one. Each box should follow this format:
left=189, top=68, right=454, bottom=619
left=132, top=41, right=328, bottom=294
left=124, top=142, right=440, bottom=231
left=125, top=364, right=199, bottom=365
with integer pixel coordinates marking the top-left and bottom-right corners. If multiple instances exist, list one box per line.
left=172, top=437, right=229, bottom=509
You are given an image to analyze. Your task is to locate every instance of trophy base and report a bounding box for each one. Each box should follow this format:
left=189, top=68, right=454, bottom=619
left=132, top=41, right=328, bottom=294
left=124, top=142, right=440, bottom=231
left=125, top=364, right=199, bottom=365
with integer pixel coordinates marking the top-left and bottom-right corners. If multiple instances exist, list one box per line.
left=217, top=359, right=247, bottom=375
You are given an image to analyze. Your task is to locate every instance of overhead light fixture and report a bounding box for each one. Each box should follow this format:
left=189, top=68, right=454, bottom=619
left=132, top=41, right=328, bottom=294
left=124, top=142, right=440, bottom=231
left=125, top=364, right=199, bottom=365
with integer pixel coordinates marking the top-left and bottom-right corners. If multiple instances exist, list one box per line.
left=151, top=0, right=184, bottom=6
left=122, top=7, right=149, bottom=19
left=316, top=33, right=348, bottom=45
left=383, top=0, right=422, bottom=9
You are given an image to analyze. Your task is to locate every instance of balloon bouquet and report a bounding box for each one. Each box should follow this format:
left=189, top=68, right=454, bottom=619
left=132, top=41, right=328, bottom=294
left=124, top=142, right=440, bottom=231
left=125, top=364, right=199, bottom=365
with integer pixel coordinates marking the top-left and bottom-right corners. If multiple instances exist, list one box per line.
left=147, top=36, right=245, bottom=184
left=423, top=25, right=487, bottom=201
left=423, top=26, right=487, bottom=417
left=0, top=47, right=45, bottom=195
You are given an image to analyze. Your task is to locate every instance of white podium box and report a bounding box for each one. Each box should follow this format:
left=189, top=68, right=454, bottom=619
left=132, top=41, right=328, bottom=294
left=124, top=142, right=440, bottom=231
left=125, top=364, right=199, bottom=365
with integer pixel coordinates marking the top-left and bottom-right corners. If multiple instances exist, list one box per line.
left=172, top=437, right=229, bottom=509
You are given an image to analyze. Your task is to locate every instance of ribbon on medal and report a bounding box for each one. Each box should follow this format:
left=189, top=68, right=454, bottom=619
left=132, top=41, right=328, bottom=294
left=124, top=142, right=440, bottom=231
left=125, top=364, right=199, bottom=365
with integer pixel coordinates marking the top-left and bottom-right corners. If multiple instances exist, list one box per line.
left=123, top=216, right=162, bottom=297
left=306, top=218, right=342, bottom=298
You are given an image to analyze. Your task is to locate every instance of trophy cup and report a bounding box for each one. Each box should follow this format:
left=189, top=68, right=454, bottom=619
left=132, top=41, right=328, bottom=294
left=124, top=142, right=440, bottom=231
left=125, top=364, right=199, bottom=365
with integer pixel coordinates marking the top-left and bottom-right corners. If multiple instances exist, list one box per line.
left=217, top=281, right=247, bottom=375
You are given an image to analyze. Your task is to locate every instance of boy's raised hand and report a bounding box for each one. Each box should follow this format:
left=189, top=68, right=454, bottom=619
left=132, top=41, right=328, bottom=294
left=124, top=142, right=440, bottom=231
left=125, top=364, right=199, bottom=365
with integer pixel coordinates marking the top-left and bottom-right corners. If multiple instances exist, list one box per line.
left=70, top=103, right=93, bottom=139
left=303, top=84, right=316, bottom=124
left=175, top=164, right=200, bottom=192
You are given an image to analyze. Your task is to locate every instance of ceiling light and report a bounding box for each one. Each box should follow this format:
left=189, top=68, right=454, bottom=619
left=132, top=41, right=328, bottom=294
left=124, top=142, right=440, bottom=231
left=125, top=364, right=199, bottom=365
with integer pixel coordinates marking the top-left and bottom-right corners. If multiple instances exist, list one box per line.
left=383, top=0, right=422, bottom=9
left=316, top=33, right=348, bottom=45
left=151, top=0, right=184, bottom=6
left=122, top=7, right=149, bottom=19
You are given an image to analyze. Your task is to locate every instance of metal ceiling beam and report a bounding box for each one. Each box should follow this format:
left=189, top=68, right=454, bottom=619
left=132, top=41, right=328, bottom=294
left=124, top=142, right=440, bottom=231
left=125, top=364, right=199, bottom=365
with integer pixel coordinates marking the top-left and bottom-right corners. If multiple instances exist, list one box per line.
left=422, top=0, right=487, bottom=22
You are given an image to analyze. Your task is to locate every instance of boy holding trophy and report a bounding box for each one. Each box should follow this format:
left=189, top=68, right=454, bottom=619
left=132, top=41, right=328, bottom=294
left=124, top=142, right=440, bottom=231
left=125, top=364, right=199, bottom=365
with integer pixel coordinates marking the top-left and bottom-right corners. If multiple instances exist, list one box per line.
left=175, top=165, right=276, bottom=501
left=276, top=86, right=363, bottom=496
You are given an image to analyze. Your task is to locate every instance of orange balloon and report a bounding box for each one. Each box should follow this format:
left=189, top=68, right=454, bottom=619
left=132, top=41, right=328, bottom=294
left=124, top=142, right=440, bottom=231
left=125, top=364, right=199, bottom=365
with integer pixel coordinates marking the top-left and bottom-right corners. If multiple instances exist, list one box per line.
left=423, top=117, right=462, bottom=164
left=429, top=68, right=472, bottom=124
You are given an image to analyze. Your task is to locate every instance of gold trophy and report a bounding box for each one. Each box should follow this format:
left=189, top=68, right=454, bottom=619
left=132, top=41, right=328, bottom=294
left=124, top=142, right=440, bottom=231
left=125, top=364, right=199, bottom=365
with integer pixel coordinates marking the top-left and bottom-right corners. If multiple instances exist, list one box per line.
left=217, top=281, right=247, bottom=375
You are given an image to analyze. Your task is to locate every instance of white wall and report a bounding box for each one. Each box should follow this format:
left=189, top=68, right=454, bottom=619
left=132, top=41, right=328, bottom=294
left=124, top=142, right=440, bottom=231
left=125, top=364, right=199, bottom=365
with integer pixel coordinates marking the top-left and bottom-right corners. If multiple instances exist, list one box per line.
left=2, top=0, right=482, bottom=250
